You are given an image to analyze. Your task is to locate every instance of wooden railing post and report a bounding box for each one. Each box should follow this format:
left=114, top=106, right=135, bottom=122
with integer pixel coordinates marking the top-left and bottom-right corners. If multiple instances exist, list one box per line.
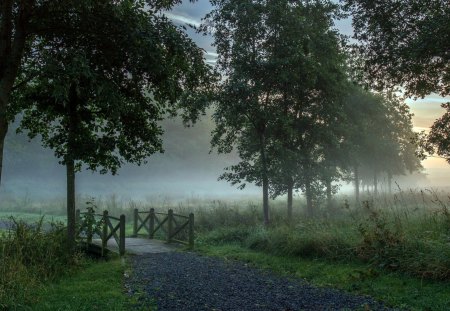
left=167, top=209, right=173, bottom=243
left=189, top=213, right=194, bottom=248
left=133, top=208, right=138, bottom=237
left=119, top=214, right=126, bottom=256
left=102, top=210, right=108, bottom=256
left=149, top=208, right=155, bottom=239
left=86, top=210, right=93, bottom=244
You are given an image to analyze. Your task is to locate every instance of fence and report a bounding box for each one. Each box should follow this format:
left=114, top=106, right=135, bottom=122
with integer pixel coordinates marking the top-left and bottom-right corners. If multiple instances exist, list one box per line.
left=133, top=208, right=194, bottom=247
left=76, top=209, right=126, bottom=256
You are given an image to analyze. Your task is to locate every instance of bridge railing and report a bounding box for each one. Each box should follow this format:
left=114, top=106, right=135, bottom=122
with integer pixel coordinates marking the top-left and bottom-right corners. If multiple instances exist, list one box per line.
left=133, top=208, right=194, bottom=247
left=76, top=209, right=126, bottom=256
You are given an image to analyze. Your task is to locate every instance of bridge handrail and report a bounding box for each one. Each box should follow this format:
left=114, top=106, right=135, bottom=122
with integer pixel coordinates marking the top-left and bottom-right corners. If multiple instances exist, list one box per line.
left=133, top=208, right=194, bottom=247
left=76, top=209, right=125, bottom=256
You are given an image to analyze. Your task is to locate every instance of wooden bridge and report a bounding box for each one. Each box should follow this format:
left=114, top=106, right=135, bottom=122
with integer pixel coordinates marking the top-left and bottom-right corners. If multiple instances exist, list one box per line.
left=76, top=208, right=194, bottom=256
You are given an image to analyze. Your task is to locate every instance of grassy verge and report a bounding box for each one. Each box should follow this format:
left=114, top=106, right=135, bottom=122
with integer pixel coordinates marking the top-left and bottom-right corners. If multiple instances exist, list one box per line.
left=31, top=258, right=131, bottom=311
left=0, top=212, right=66, bottom=223
left=196, top=243, right=450, bottom=311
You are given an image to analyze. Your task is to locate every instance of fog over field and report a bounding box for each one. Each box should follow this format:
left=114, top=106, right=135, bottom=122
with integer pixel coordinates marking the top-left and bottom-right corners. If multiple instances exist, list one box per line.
left=2, top=111, right=446, bottom=203
left=2, top=114, right=262, bottom=201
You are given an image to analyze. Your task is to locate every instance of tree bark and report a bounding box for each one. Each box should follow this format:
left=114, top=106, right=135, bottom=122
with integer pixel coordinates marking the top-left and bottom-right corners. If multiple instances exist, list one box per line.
left=287, top=179, right=293, bottom=219
left=66, top=83, right=78, bottom=252
left=0, top=1, right=32, bottom=188
left=260, top=134, right=270, bottom=226
left=354, top=165, right=360, bottom=204
left=0, top=93, right=8, bottom=187
left=66, top=159, right=76, bottom=253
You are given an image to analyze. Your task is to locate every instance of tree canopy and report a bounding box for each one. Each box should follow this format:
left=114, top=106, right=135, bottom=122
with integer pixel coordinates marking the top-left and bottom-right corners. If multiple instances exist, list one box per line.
left=342, top=0, right=449, bottom=98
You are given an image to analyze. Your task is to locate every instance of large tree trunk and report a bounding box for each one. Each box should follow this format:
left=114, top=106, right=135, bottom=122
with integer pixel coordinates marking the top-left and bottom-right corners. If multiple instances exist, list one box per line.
left=66, top=159, right=76, bottom=253
left=0, top=93, right=8, bottom=187
left=66, top=83, right=78, bottom=252
left=287, top=179, right=293, bottom=219
left=354, top=165, right=360, bottom=204
left=0, top=1, right=31, bottom=188
left=260, top=134, right=270, bottom=226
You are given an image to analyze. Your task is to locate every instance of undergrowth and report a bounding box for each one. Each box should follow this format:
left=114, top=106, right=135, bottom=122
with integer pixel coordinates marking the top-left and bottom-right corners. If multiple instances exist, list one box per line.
left=0, top=218, right=82, bottom=309
left=189, top=190, right=450, bottom=281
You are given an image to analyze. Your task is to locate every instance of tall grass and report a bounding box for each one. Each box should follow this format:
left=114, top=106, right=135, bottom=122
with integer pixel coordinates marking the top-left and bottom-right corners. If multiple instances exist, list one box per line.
left=3, top=188, right=450, bottom=282
left=0, top=218, right=82, bottom=309
left=182, top=189, right=450, bottom=281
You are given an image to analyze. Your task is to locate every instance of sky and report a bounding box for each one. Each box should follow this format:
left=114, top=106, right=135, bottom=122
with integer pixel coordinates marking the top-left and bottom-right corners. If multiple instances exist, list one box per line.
left=166, top=0, right=450, bottom=186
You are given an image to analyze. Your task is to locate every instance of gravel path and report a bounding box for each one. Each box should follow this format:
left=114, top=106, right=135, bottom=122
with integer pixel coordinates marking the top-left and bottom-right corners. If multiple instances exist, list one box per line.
left=126, top=252, right=389, bottom=311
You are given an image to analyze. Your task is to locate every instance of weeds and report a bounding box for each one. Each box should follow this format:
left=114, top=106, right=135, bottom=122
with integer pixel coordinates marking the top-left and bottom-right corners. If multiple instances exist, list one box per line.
left=0, top=218, right=82, bottom=309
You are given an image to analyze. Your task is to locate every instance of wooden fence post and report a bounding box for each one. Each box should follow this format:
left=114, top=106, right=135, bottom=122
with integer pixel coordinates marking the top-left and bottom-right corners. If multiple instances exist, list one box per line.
left=149, top=208, right=155, bottom=239
left=133, top=208, right=138, bottom=237
left=167, top=209, right=173, bottom=243
left=119, top=214, right=126, bottom=256
left=189, top=213, right=194, bottom=248
left=87, top=210, right=93, bottom=244
left=102, top=210, right=108, bottom=256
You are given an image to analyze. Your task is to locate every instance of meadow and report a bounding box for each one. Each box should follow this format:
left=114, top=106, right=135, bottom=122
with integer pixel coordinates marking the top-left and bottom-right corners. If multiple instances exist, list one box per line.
left=1, top=188, right=450, bottom=309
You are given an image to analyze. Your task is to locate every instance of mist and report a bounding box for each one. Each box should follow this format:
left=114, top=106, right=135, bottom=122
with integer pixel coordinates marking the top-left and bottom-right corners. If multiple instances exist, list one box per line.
left=1, top=114, right=263, bottom=203
left=3, top=109, right=449, bottom=208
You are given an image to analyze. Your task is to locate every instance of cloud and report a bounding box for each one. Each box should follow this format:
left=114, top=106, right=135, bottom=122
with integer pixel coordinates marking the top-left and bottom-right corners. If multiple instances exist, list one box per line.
left=164, top=12, right=201, bottom=27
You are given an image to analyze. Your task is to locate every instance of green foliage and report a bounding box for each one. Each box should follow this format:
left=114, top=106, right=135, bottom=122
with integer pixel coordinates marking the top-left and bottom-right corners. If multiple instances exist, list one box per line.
left=197, top=244, right=450, bottom=310
left=32, top=259, right=135, bottom=311
left=356, top=201, right=404, bottom=268
left=192, top=191, right=450, bottom=281
left=77, top=198, right=104, bottom=245
left=427, top=103, right=450, bottom=164
left=0, top=218, right=82, bottom=309
left=15, top=0, right=213, bottom=174
left=204, top=0, right=348, bottom=222
left=342, top=0, right=450, bottom=98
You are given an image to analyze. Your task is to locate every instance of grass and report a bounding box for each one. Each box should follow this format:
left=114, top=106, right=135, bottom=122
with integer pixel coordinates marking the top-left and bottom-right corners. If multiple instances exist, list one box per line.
left=3, top=189, right=450, bottom=309
left=0, top=215, right=147, bottom=310
left=0, top=212, right=66, bottom=223
left=196, top=243, right=450, bottom=311
left=31, top=258, right=132, bottom=311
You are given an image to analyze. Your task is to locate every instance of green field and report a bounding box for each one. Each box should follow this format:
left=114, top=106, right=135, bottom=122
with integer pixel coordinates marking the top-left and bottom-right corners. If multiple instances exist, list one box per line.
left=1, top=190, right=450, bottom=310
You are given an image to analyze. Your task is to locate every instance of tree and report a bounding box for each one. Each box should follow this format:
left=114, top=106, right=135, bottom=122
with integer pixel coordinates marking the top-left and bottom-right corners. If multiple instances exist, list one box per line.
left=12, top=0, right=212, bottom=250
left=0, top=0, right=202, bottom=186
left=342, top=0, right=449, bottom=98
left=342, top=87, right=423, bottom=200
left=206, top=0, right=347, bottom=222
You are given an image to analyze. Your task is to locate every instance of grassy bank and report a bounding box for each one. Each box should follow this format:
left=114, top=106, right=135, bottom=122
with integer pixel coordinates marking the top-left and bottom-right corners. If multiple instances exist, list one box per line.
left=32, top=258, right=130, bottom=311
left=196, top=243, right=450, bottom=310
left=0, top=217, right=134, bottom=310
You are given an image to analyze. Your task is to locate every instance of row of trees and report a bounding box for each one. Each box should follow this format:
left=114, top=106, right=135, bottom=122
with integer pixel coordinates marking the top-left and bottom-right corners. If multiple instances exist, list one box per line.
left=204, top=0, right=425, bottom=224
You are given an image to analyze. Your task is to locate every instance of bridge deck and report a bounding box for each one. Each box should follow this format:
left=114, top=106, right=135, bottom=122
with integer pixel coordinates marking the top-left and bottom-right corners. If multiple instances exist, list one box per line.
left=92, top=238, right=178, bottom=255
